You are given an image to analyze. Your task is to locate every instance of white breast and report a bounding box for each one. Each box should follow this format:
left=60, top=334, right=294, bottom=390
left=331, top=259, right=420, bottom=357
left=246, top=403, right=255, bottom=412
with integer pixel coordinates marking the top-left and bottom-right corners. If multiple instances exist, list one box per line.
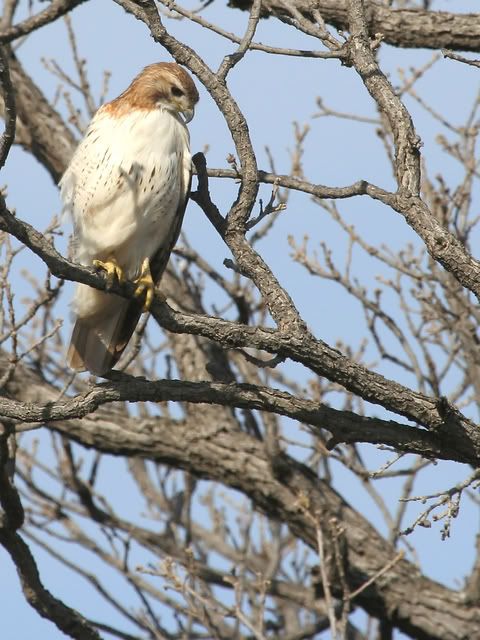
left=60, top=107, right=191, bottom=278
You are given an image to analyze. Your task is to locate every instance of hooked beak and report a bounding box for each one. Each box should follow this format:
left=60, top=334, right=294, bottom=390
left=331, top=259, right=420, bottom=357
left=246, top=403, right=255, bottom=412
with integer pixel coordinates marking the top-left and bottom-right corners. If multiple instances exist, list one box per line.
left=182, top=107, right=195, bottom=124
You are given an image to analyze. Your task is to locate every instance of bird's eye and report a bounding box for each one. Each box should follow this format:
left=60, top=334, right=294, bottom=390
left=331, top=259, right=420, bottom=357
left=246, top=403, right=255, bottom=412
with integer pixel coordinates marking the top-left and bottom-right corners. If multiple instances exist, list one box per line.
left=171, top=86, right=184, bottom=97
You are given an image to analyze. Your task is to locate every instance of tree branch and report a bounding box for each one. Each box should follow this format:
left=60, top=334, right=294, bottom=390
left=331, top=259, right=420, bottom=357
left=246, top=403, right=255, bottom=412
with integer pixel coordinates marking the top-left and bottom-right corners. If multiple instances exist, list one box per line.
left=228, top=0, right=480, bottom=53
left=0, top=420, right=101, bottom=640
left=0, top=0, right=88, bottom=44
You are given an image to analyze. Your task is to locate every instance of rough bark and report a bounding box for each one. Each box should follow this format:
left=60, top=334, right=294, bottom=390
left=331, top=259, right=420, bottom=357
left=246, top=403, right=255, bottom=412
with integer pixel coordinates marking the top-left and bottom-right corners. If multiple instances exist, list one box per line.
left=228, top=0, right=480, bottom=53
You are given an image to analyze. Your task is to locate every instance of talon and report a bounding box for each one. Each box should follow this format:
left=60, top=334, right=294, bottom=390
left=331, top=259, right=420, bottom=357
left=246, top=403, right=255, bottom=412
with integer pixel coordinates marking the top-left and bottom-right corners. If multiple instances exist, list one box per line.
left=93, top=258, right=125, bottom=289
left=134, top=258, right=156, bottom=312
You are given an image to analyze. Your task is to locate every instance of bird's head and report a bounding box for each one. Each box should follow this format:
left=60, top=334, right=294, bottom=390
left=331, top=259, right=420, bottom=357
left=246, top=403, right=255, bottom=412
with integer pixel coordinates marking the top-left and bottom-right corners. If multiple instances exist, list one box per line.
left=109, top=62, right=199, bottom=123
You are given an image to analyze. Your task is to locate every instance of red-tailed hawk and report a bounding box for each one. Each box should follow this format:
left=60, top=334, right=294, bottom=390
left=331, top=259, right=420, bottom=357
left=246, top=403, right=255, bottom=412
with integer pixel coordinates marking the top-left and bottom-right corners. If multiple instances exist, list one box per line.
left=60, top=62, right=199, bottom=376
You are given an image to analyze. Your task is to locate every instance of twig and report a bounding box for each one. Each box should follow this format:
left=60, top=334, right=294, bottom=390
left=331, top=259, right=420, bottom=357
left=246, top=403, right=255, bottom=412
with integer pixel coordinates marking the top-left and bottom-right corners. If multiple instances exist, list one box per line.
left=159, top=0, right=342, bottom=59
left=235, top=349, right=285, bottom=369
left=0, top=0, right=87, bottom=44
left=314, top=520, right=338, bottom=637
left=348, top=551, right=404, bottom=601
left=217, top=0, right=262, bottom=81
left=442, top=49, right=480, bottom=70
left=245, top=184, right=287, bottom=231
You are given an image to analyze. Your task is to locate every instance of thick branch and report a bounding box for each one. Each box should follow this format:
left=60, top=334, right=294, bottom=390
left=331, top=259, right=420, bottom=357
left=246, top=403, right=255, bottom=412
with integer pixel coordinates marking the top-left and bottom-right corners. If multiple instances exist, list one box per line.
left=345, top=2, right=480, bottom=308
left=0, top=198, right=477, bottom=460
left=0, top=419, right=101, bottom=640
left=0, top=46, right=15, bottom=170
left=0, top=363, right=474, bottom=463
left=115, top=0, right=310, bottom=336
left=229, top=0, right=480, bottom=53
left=7, top=51, right=76, bottom=182
left=0, top=530, right=102, bottom=640
left=3, top=359, right=478, bottom=639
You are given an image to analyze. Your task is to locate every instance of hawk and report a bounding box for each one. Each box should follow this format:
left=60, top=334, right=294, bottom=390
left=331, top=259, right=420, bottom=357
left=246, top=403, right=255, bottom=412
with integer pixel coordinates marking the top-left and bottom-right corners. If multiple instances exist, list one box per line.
left=60, top=62, right=199, bottom=376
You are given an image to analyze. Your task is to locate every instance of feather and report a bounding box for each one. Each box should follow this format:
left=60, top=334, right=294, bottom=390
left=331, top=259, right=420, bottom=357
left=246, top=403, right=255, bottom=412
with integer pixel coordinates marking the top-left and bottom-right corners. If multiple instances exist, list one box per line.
left=67, top=294, right=133, bottom=375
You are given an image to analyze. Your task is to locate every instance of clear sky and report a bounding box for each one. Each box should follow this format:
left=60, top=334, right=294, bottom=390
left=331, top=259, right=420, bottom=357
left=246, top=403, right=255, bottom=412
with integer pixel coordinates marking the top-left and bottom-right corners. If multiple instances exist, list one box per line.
left=1, top=1, right=479, bottom=639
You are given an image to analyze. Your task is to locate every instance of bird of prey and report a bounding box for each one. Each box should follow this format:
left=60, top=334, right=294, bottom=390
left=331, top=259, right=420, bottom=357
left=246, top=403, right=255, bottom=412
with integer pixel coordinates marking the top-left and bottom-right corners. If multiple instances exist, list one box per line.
left=60, top=62, right=199, bottom=376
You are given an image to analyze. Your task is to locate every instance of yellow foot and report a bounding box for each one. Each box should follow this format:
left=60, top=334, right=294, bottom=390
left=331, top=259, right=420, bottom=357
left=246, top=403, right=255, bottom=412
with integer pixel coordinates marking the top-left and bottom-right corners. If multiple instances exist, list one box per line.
left=133, top=258, right=160, bottom=312
left=93, top=258, right=125, bottom=289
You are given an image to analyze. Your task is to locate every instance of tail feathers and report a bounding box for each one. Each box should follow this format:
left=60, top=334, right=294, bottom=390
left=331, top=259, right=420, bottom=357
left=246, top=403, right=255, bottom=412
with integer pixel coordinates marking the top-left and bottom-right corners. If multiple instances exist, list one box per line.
left=67, top=296, right=142, bottom=376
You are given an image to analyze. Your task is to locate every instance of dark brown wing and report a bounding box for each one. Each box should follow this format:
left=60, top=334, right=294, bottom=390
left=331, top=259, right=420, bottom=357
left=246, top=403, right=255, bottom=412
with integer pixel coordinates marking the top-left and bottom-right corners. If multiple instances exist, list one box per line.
left=149, top=170, right=192, bottom=284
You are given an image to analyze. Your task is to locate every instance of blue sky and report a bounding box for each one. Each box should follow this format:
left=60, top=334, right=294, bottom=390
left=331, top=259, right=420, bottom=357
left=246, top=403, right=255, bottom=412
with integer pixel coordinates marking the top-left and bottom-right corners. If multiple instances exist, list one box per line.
left=2, top=1, right=480, bottom=638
